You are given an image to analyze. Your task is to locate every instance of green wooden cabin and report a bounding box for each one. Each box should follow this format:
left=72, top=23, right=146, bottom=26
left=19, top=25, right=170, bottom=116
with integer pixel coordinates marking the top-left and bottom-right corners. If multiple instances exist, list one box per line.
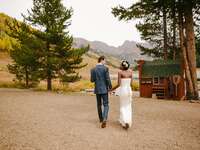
left=138, top=60, right=185, bottom=100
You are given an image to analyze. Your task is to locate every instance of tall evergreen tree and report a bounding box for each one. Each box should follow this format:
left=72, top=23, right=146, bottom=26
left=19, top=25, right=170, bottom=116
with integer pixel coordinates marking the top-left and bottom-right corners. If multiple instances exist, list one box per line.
left=6, top=20, right=43, bottom=87
left=112, top=0, right=178, bottom=59
left=181, top=0, right=199, bottom=99
left=23, top=0, right=88, bottom=90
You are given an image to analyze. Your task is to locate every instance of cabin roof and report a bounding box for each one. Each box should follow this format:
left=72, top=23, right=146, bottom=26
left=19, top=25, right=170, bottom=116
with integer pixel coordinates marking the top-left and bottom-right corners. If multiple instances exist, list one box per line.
left=142, top=59, right=181, bottom=78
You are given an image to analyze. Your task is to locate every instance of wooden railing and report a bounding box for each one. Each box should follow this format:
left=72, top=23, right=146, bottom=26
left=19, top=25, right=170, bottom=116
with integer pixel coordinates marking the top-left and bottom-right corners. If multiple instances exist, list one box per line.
left=152, top=86, right=166, bottom=99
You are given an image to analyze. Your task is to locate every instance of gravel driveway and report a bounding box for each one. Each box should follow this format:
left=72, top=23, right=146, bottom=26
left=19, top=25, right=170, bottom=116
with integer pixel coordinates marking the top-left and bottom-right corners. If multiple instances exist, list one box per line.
left=0, top=89, right=200, bottom=150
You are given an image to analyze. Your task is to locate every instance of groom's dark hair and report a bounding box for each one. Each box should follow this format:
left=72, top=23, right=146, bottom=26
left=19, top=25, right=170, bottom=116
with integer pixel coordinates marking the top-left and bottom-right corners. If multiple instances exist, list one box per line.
left=98, top=56, right=105, bottom=63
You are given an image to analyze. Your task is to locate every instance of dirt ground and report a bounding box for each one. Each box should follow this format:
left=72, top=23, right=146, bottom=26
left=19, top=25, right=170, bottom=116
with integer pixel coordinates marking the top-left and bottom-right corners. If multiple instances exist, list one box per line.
left=0, top=89, right=200, bottom=150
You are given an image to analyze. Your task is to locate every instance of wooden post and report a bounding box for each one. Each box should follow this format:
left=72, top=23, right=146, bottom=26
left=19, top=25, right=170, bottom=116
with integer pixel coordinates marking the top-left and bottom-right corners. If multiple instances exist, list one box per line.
left=137, top=60, right=145, bottom=97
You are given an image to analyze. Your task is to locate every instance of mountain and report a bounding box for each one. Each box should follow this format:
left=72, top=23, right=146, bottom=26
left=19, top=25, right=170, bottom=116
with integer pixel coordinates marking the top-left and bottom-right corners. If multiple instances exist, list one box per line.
left=73, top=38, right=151, bottom=63
left=73, top=38, right=118, bottom=55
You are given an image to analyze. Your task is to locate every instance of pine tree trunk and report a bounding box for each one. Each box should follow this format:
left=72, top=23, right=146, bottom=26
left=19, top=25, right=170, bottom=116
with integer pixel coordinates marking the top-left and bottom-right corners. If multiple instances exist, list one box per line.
left=172, top=0, right=176, bottom=60
left=178, top=5, right=194, bottom=99
left=163, top=4, right=168, bottom=60
left=184, top=5, right=199, bottom=99
left=47, top=73, right=52, bottom=91
left=25, top=66, right=29, bottom=88
left=46, top=41, right=52, bottom=91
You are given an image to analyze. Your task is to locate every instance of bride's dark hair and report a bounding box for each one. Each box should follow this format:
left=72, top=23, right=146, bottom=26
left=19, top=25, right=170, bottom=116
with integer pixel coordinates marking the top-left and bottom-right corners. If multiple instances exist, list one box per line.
left=121, top=60, right=130, bottom=70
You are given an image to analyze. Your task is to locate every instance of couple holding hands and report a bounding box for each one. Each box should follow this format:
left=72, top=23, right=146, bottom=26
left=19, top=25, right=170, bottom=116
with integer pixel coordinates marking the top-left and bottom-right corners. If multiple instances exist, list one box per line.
left=91, top=56, right=133, bottom=130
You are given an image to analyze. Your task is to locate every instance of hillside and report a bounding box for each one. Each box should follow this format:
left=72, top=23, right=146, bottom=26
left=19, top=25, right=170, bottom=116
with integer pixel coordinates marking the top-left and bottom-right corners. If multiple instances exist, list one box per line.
left=0, top=13, right=15, bottom=52
left=79, top=52, right=119, bottom=80
left=0, top=52, right=14, bottom=83
left=0, top=13, right=152, bottom=65
left=0, top=51, right=119, bottom=83
left=0, top=13, right=144, bottom=81
left=0, top=13, right=119, bottom=81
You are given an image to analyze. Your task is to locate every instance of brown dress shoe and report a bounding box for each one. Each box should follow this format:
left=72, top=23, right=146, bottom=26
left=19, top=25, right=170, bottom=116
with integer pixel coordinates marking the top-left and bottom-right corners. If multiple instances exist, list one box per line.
left=101, top=121, right=107, bottom=128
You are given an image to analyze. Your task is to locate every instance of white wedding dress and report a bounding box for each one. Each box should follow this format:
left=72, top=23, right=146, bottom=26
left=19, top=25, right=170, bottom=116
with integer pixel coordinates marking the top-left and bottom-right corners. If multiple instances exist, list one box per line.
left=115, top=78, right=133, bottom=127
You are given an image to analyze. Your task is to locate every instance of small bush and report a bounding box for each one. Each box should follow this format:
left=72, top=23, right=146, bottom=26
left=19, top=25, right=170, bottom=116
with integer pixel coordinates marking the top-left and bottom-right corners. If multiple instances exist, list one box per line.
left=131, top=81, right=139, bottom=91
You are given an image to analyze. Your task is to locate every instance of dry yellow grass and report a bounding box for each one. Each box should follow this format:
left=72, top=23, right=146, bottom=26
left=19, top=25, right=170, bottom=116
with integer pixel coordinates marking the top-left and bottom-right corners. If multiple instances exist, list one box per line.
left=36, top=80, right=94, bottom=92
left=0, top=52, right=138, bottom=92
left=0, top=52, right=14, bottom=83
left=0, top=52, right=97, bottom=91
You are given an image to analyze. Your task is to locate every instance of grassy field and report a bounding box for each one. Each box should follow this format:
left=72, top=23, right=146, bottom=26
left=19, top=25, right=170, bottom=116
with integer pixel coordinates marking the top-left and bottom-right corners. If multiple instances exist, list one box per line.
left=0, top=52, right=14, bottom=83
left=0, top=52, right=139, bottom=92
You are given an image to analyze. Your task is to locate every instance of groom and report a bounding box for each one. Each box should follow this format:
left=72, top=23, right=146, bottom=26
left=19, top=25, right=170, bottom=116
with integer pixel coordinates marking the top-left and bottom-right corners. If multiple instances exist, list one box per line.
left=90, top=56, right=112, bottom=128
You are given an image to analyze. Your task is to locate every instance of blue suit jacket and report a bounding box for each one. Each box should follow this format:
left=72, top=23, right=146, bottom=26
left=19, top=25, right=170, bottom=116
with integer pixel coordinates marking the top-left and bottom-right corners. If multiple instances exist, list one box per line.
left=90, top=65, right=112, bottom=94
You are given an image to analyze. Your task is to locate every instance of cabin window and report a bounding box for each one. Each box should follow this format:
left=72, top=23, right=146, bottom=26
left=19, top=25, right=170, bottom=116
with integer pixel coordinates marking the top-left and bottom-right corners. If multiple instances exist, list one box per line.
left=153, top=77, right=159, bottom=85
left=153, top=77, right=164, bottom=85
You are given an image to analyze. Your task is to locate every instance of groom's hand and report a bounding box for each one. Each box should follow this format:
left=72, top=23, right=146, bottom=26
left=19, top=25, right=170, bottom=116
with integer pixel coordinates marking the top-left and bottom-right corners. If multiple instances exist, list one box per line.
left=108, top=89, right=114, bottom=95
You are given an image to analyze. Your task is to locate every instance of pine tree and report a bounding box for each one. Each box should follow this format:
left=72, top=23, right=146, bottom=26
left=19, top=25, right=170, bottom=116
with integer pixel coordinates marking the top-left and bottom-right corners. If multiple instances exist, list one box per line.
left=23, top=0, right=88, bottom=90
left=112, top=0, right=177, bottom=60
left=181, top=0, right=199, bottom=99
left=6, top=20, right=43, bottom=87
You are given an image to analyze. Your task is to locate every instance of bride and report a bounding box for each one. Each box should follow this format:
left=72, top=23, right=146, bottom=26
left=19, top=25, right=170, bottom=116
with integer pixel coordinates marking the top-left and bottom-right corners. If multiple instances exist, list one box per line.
left=111, top=60, right=133, bottom=130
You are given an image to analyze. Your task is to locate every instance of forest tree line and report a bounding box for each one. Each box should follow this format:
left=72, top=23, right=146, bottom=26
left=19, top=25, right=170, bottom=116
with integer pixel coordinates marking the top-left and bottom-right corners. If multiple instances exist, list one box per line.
left=112, top=0, right=200, bottom=99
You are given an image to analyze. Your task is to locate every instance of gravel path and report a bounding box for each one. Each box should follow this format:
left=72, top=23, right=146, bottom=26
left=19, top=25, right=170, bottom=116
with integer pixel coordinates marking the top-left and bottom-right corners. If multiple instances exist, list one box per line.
left=0, top=88, right=200, bottom=150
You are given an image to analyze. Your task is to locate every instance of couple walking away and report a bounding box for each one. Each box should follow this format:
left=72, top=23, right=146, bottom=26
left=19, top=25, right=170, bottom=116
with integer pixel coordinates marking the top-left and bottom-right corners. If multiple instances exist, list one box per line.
left=91, top=56, right=133, bottom=130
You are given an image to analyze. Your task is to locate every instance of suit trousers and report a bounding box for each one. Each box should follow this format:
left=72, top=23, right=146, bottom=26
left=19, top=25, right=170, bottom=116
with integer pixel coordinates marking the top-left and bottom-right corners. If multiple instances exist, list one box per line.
left=96, top=93, right=109, bottom=122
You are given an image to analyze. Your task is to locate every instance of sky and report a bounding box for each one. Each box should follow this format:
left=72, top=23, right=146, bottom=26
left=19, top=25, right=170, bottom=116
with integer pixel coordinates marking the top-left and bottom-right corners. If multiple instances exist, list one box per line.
left=0, top=0, right=141, bottom=46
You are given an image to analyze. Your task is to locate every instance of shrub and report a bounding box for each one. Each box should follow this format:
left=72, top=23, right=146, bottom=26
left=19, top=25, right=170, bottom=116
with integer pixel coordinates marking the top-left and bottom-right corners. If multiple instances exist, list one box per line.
left=131, top=81, right=139, bottom=91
